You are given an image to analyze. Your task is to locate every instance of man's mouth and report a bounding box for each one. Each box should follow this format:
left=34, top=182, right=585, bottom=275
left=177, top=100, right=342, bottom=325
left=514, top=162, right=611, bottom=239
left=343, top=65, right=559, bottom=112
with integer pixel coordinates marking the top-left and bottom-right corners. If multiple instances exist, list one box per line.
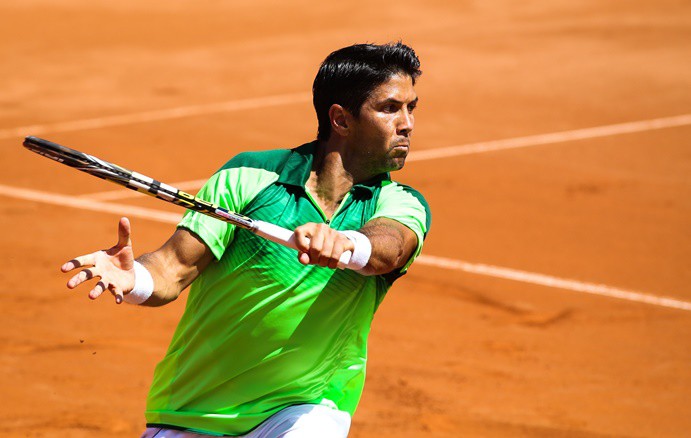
left=390, top=144, right=409, bottom=159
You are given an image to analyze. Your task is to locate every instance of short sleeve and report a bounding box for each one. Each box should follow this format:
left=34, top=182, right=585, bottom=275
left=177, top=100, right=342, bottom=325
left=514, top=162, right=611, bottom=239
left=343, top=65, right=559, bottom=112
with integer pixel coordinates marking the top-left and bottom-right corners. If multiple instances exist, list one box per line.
left=369, top=182, right=431, bottom=272
left=177, top=160, right=280, bottom=260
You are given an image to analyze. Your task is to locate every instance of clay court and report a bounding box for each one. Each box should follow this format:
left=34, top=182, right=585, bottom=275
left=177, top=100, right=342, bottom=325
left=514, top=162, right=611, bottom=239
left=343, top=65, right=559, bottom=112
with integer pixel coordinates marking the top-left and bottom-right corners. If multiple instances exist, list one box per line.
left=1, top=1, right=690, bottom=436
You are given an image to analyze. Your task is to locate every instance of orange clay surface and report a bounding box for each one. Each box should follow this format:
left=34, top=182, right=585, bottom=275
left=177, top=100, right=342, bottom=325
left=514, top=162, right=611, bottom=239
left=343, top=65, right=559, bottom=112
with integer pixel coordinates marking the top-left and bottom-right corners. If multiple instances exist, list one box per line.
left=1, top=1, right=690, bottom=436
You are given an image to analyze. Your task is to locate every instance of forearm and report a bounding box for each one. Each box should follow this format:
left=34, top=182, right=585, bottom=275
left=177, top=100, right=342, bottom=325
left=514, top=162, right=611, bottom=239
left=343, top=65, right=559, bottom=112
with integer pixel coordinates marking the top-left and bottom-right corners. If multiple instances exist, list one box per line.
left=135, top=252, right=186, bottom=306
left=358, top=220, right=417, bottom=276
left=133, top=229, right=214, bottom=307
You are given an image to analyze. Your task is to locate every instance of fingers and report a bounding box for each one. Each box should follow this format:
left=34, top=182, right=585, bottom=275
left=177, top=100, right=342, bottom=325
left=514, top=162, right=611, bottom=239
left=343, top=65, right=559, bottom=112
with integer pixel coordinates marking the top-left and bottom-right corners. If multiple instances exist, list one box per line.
left=61, top=252, right=98, bottom=272
left=88, top=281, right=107, bottom=300
left=108, top=283, right=124, bottom=305
left=117, top=217, right=132, bottom=248
left=67, top=268, right=97, bottom=289
left=293, top=223, right=351, bottom=268
left=308, top=230, right=326, bottom=266
left=67, top=266, right=104, bottom=297
left=326, top=238, right=345, bottom=270
left=62, top=244, right=135, bottom=304
left=294, top=224, right=313, bottom=253
left=69, top=269, right=126, bottom=304
left=298, top=252, right=311, bottom=266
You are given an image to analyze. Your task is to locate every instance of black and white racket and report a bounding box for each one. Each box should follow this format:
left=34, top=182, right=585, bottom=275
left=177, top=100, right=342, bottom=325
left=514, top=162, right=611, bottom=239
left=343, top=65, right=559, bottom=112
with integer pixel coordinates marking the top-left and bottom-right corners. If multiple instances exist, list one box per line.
left=23, top=136, right=355, bottom=267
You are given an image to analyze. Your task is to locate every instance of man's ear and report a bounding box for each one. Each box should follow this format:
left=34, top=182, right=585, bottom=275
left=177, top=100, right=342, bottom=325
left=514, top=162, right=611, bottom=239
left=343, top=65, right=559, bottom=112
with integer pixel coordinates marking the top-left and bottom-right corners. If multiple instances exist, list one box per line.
left=329, top=104, right=351, bottom=137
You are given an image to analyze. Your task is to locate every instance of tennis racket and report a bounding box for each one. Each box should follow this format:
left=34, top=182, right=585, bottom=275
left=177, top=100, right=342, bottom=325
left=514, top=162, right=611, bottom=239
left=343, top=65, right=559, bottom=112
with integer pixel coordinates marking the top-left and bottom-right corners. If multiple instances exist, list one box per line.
left=23, top=136, right=355, bottom=268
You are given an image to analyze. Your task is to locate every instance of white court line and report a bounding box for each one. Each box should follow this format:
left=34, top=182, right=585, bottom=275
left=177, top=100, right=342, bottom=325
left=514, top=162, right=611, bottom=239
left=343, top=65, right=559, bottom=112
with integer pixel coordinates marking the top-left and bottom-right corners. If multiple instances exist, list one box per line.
left=416, top=255, right=691, bottom=312
left=79, top=113, right=691, bottom=201
left=407, top=114, right=691, bottom=161
left=80, top=178, right=208, bottom=201
left=1, top=183, right=689, bottom=312
left=0, top=91, right=312, bottom=140
left=0, top=184, right=181, bottom=224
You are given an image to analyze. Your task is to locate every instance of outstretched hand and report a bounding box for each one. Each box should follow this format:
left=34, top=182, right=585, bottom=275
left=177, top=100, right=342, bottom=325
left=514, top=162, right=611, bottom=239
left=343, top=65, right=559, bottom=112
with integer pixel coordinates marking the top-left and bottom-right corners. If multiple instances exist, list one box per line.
left=61, top=217, right=136, bottom=304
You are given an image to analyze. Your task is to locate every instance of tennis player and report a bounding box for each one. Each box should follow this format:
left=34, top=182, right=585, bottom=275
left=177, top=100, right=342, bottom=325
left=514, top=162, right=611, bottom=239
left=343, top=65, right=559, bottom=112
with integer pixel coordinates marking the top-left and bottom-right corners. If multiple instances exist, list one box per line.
left=63, top=42, right=431, bottom=437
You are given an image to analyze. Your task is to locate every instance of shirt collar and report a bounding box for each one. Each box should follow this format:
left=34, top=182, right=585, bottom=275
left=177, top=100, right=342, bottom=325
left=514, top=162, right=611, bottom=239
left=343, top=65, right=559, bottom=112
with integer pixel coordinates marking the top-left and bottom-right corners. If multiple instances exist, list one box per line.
left=276, top=141, right=316, bottom=187
left=277, top=141, right=391, bottom=196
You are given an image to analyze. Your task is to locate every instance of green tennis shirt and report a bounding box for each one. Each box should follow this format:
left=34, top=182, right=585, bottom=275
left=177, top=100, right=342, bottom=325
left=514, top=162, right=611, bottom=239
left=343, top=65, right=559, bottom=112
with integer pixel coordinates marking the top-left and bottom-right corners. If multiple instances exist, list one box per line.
left=144, top=142, right=431, bottom=436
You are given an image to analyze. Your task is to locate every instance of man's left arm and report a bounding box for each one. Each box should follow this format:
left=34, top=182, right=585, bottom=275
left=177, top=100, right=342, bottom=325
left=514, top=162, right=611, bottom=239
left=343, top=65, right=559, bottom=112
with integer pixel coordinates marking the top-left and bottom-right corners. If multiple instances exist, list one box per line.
left=294, top=184, right=429, bottom=274
left=293, top=218, right=421, bottom=275
left=356, top=217, right=418, bottom=275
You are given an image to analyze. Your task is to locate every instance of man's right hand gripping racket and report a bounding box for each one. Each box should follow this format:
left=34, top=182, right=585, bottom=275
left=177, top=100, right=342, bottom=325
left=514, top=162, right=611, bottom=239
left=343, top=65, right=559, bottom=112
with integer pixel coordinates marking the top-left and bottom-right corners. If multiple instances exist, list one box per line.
left=23, top=136, right=360, bottom=269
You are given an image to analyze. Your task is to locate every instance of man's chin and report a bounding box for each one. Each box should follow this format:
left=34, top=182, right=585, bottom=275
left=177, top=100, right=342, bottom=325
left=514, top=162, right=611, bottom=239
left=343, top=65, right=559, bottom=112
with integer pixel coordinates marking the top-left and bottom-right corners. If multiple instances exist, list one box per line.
left=386, top=157, right=407, bottom=172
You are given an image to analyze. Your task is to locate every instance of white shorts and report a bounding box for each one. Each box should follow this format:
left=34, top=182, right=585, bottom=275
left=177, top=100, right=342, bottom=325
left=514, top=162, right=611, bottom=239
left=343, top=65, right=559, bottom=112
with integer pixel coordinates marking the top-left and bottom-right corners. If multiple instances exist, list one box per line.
left=141, top=404, right=351, bottom=438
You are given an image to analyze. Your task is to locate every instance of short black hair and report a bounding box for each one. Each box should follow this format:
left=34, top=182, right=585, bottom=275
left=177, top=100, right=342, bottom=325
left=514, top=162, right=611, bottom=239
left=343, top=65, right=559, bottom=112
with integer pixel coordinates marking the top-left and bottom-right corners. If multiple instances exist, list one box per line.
left=312, top=42, right=422, bottom=141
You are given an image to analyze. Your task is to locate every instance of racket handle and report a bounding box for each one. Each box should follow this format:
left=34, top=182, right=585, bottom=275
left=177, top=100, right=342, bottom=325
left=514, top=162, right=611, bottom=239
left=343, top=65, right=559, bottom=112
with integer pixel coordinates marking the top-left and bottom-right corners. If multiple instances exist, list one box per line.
left=252, top=220, right=355, bottom=269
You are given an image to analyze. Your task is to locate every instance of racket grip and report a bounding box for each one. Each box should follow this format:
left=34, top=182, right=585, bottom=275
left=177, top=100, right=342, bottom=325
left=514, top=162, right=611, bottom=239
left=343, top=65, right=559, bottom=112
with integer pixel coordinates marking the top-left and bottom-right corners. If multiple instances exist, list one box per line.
left=252, top=220, right=355, bottom=269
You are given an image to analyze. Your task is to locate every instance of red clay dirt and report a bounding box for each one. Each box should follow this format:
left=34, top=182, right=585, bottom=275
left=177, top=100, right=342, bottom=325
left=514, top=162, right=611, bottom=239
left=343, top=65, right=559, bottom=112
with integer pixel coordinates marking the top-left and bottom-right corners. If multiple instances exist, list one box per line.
left=1, top=1, right=690, bottom=437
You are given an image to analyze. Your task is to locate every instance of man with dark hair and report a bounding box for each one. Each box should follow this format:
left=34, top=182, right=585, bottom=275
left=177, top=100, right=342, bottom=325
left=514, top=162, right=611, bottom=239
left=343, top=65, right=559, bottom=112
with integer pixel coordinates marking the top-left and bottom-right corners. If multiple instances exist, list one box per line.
left=63, top=42, right=430, bottom=437
left=313, top=42, right=422, bottom=142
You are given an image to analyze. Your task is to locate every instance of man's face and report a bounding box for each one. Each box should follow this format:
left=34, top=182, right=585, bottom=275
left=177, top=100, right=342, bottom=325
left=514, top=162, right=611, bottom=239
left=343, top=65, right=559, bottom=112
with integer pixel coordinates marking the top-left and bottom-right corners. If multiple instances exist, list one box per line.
left=348, top=73, right=418, bottom=175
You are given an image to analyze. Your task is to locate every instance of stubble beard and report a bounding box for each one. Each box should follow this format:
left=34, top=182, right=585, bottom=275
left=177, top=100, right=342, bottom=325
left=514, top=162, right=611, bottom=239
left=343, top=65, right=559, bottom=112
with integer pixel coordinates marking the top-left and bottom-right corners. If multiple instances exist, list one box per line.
left=353, top=138, right=409, bottom=178
left=386, top=140, right=409, bottom=172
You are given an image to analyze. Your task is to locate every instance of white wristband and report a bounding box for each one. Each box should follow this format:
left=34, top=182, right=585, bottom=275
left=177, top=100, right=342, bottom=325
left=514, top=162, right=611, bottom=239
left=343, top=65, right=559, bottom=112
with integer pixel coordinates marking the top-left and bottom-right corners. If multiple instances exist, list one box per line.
left=123, top=261, right=154, bottom=304
left=339, top=230, right=372, bottom=271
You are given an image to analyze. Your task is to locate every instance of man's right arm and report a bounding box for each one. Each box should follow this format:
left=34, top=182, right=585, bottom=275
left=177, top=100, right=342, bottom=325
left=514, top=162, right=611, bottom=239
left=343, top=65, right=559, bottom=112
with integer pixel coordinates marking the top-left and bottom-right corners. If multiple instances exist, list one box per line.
left=136, top=227, right=214, bottom=306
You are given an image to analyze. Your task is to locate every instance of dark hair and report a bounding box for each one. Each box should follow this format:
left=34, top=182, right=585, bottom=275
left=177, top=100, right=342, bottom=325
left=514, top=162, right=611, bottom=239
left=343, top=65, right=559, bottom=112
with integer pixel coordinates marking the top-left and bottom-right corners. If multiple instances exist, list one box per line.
left=312, top=42, right=422, bottom=141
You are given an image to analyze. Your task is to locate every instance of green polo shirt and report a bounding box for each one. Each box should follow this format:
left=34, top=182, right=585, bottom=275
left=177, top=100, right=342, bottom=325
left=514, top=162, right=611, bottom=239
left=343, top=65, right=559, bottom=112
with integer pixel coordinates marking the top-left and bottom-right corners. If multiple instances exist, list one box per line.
left=144, top=142, right=431, bottom=436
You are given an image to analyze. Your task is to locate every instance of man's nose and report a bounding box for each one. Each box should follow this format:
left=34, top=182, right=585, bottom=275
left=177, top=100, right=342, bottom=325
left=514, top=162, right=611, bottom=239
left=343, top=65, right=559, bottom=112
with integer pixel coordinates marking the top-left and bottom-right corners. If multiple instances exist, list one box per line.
left=397, top=110, right=414, bottom=136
